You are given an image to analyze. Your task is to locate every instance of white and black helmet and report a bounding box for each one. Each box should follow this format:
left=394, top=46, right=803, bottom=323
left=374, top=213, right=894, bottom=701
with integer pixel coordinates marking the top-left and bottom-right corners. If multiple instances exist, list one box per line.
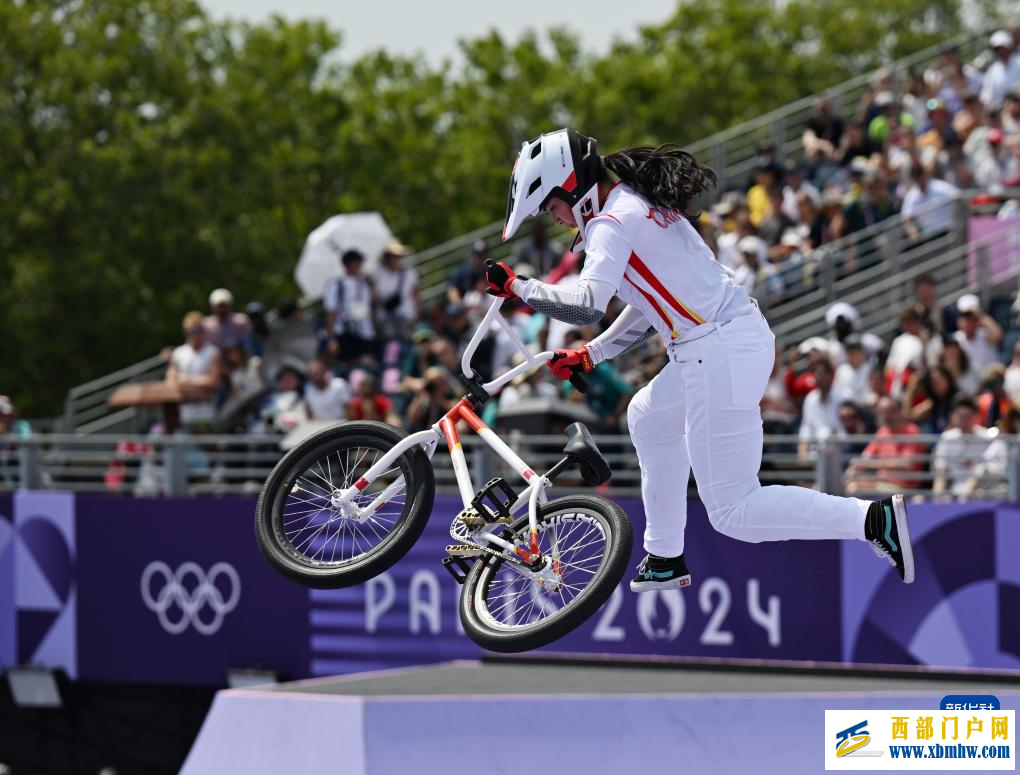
left=503, top=128, right=603, bottom=248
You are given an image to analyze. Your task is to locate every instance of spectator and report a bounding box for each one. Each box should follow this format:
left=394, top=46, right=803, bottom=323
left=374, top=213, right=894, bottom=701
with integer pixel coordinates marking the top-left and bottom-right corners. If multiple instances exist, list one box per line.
left=0, top=395, right=31, bottom=437
left=1003, top=85, right=1020, bottom=138
left=498, top=358, right=559, bottom=411
left=904, top=365, right=959, bottom=434
left=973, top=129, right=1017, bottom=187
left=844, top=396, right=926, bottom=494
left=758, top=182, right=795, bottom=247
left=514, top=220, right=562, bottom=276
left=733, top=236, right=783, bottom=308
left=834, top=335, right=873, bottom=397
left=715, top=205, right=755, bottom=270
left=448, top=239, right=487, bottom=305
left=222, top=344, right=262, bottom=398
left=837, top=399, right=875, bottom=456
left=761, top=342, right=798, bottom=433
left=347, top=374, right=401, bottom=427
left=902, top=68, right=932, bottom=131
left=836, top=121, right=878, bottom=168
left=953, top=293, right=1003, bottom=380
left=824, top=301, right=883, bottom=366
left=375, top=238, right=420, bottom=340
left=901, top=162, right=960, bottom=244
left=797, top=358, right=847, bottom=460
left=304, top=357, right=352, bottom=421
left=952, top=91, right=986, bottom=143
left=940, top=337, right=981, bottom=396
left=792, top=192, right=827, bottom=253
left=406, top=367, right=456, bottom=432
left=976, top=362, right=1012, bottom=428
left=256, top=365, right=307, bottom=434
left=244, top=301, right=270, bottom=357
left=966, top=407, right=1020, bottom=498
left=1004, top=339, right=1020, bottom=404
left=167, top=311, right=222, bottom=431
left=940, top=135, right=978, bottom=188
left=323, top=250, right=377, bottom=362
left=933, top=396, right=993, bottom=499
left=913, top=273, right=951, bottom=337
left=980, top=30, right=1020, bottom=110
left=840, top=172, right=897, bottom=238
left=885, top=305, right=926, bottom=398
left=746, top=164, right=778, bottom=227
left=803, top=95, right=845, bottom=160
left=781, top=160, right=820, bottom=222
left=203, top=288, right=252, bottom=350
left=917, top=98, right=959, bottom=168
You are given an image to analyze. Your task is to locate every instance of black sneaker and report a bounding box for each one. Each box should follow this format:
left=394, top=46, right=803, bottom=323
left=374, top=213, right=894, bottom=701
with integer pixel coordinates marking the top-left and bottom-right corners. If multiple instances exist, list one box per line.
left=865, top=494, right=915, bottom=584
left=629, top=553, right=692, bottom=592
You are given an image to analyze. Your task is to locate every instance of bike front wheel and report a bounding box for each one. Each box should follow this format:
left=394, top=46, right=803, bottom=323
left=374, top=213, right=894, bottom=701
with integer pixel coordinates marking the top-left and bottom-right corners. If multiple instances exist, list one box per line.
left=255, top=421, right=435, bottom=588
left=459, top=495, right=632, bottom=653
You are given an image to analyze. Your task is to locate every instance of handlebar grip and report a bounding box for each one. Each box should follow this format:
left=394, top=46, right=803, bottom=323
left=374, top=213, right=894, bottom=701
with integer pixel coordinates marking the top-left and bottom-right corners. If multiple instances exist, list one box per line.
left=568, top=371, right=588, bottom=394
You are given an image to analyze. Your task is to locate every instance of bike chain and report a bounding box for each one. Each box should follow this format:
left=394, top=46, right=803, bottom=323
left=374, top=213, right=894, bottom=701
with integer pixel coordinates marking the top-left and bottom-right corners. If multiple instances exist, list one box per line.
left=447, top=508, right=521, bottom=565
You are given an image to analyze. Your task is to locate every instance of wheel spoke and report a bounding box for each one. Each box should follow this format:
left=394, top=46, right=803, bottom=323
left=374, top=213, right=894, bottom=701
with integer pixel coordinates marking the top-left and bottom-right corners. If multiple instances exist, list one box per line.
left=276, top=438, right=416, bottom=568
left=476, top=510, right=611, bottom=630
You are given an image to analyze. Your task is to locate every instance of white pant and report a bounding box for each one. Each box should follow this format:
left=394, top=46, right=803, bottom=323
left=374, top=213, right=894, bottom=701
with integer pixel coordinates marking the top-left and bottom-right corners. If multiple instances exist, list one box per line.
left=627, top=310, right=869, bottom=557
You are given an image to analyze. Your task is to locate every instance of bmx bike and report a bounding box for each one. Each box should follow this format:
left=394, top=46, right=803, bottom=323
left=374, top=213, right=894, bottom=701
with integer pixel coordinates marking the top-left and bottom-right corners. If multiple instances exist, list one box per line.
left=255, top=296, right=633, bottom=652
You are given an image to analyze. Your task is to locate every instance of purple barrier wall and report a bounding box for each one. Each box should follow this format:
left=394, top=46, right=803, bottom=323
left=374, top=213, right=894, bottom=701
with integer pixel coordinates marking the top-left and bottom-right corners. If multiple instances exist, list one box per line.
left=967, top=216, right=1020, bottom=286
left=1, top=491, right=1017, bottom=683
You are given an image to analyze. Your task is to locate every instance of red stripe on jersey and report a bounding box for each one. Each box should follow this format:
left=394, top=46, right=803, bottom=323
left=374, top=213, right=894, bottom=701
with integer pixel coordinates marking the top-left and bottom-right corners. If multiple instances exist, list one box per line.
left=590, top=213, right=622, bottom=225
left=624, top=275, right=677, bottom=337
left=627, top=252, right=702, bottom=325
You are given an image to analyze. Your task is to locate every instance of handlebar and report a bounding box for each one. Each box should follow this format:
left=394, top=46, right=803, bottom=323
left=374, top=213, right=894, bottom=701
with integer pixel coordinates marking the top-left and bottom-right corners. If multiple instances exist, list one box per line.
left=459, top=296, right=588, bottom=396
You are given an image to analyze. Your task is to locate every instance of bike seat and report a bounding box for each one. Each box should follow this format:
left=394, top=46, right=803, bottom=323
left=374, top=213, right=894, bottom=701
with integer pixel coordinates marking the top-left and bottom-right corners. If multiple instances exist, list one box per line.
left=562, top=422, right=612, bottom=486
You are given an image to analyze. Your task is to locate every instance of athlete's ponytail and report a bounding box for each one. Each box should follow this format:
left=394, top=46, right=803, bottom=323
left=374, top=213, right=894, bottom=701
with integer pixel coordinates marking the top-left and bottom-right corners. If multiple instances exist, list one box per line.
left=602, top=145, right=717, bottom=215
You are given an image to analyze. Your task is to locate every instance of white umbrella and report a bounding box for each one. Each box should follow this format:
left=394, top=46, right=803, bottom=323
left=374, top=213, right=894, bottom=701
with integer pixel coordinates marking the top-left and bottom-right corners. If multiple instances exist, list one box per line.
left=294, top=212, right=393, bottom=299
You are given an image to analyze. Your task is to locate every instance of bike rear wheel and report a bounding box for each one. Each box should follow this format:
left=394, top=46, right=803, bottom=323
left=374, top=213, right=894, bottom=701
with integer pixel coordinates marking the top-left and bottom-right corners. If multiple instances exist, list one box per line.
left=459, top=495, right=631, bottom=653
left=255, top=421, right=435, bottom=588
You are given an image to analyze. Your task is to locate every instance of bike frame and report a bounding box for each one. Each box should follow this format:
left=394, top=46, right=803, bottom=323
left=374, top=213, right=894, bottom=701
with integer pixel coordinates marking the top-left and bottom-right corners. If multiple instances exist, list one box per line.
left=334, top=296, right=555, bottom=562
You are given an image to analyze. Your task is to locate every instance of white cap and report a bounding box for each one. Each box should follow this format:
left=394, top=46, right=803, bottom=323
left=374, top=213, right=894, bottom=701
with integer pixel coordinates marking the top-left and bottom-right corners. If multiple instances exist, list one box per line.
left=957, top=293, right=981, bottom=313
left=798, top=336, right=830, bottom=355
left=737, top=235, right=767, bottom=256
left=874, top=91, right=895, bottom=107
left=825, top=301, right=860, bottom=328
left=209, top=288, right=233, bottom=307
left=781, top=229, right=802, bottom=247
left=990, top=30, right=1013, bottom=49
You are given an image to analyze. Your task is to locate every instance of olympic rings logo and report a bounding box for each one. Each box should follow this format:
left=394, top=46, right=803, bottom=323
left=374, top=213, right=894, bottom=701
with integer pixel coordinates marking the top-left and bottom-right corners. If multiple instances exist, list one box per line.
left=140, top=561, right=241, bottom=636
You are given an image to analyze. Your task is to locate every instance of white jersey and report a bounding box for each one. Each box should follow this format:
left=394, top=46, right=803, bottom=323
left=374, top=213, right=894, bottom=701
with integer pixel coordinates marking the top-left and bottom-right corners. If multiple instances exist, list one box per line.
left=514, top=184, right=754, bottom=361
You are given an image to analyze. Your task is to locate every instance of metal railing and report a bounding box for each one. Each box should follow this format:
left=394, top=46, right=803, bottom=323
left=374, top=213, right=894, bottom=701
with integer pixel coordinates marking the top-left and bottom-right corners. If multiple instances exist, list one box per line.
left=3, top=431, right=1018, bottom=502
left=770, top=198, right=1020, bottom=346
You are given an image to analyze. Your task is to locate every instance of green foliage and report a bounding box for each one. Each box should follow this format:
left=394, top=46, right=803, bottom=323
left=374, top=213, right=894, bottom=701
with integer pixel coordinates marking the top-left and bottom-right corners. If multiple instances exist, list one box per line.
left=0, top=0, right=988, bottom=415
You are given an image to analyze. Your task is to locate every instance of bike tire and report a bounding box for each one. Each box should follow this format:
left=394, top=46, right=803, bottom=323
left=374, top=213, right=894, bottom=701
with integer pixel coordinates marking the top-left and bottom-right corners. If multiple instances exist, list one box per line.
left=458, top=494, right=632, bottom=653
left=255, top=421, right=435, bottom=589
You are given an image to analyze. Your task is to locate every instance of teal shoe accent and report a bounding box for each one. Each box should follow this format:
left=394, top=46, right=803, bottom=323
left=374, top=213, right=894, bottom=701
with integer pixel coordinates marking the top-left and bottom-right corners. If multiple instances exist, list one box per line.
left=883, top=504, right=898, bottom=552
left=644, top=569, right=675, bottom=580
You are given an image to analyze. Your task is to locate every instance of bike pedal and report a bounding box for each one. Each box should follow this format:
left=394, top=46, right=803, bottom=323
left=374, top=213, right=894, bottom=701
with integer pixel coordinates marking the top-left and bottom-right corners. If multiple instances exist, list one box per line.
left=456, top=509, right=487, bottom=528
left=446, top=544, right=483, bottom=558
left=442, top=555, right=473, bottom=585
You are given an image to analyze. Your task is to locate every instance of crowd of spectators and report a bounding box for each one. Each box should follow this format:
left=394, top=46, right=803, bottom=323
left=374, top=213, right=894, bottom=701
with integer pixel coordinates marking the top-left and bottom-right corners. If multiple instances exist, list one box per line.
left=6, top=28, right=1020, bottom=501
left=700, top=28, right=1020, bottom=312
